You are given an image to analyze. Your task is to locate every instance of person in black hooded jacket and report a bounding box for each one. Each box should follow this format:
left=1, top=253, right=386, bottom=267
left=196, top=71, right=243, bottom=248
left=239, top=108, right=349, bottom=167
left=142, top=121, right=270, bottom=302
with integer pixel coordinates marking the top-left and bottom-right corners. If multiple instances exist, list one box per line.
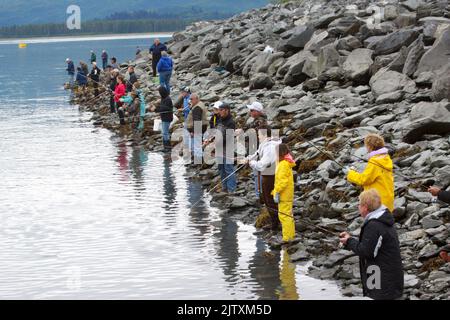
left=151, top=86, right=174, bottom=151
left=340, top=189, right=404, bottom=300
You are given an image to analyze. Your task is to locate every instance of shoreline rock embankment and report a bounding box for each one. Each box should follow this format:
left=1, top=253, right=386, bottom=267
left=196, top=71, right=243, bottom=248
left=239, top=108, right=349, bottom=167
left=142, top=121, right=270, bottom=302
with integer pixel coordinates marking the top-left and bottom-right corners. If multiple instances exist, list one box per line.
left=71, top=0, right=450, bottom=300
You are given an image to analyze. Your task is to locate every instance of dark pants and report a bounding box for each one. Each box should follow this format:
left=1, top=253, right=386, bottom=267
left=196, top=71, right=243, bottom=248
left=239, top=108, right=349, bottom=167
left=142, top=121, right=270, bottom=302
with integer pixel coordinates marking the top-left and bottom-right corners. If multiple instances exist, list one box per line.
left=110, top=96, right=116, bottom=113
left=152, top=55, right=161, bottom=77
left=102, top=59, right=107, bottom=70
left=117, top=103, right=126, bottom=125
left=93, top=82, right=99, bottom=96
left=262, top=175, right=280, bottom=231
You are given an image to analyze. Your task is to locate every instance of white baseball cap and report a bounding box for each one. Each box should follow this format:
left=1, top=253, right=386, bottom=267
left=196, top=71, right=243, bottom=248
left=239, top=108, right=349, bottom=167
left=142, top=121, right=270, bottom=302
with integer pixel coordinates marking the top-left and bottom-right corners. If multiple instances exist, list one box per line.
left=246, top=101, right=264, bottom=112
left=213, top=101, right=224, bottom=109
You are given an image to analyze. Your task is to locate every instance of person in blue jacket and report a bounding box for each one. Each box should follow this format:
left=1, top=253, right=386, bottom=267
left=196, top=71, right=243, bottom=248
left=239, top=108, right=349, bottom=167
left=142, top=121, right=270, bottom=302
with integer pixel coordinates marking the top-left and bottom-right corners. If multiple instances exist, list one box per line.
left=76, top=66, right=87, bottom=88
left=66, top=58, right=75, bottom=85
left=149, top=38, right=167, bottom=77
left=157, top=51, right=173, bottom=93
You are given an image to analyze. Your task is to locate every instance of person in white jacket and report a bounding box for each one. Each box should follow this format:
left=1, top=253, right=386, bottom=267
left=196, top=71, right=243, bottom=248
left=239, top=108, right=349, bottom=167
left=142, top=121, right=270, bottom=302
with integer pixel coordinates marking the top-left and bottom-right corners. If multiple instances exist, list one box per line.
left=246, top=125, right=281, bottom=231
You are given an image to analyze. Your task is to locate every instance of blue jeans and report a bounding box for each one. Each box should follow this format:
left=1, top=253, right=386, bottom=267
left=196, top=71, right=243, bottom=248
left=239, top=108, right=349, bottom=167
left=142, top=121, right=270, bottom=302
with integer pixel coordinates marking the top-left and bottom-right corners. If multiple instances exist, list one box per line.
left=102, top=59, right=107, bottom=70
left=192, top=133, right=203, bottom=163
left=218, top=158, right=237, bottom=192
left=254, top=169, right=263, bottom=197
left=159, top=71, right=172, bottom=92
left=161, top=121, right=171, bottom=143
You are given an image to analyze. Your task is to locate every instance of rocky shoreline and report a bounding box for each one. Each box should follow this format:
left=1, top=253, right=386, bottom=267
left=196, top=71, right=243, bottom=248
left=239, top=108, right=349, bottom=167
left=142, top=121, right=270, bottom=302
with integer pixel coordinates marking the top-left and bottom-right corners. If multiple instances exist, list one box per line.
left=70, top=0, right=450, bottom=300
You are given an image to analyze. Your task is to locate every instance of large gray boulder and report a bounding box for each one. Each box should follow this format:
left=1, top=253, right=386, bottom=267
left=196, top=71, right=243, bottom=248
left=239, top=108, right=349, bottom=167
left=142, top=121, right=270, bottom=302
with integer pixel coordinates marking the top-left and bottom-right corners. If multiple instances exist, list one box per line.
left=369, top=67, right=417, bottom=97
left=277, top=25, right=314, bottom=52
left=403, top=35, right=425, bottom=77
left=367, top=29, right=419, bottom=56
left=316, top=44, right=340, bottom=75
left=219, top=41, right=242, bottom=72
left=403, top=101, right=450, bottom=143
left=415, top=26, right=450, bottom=75
left=431, top=63, right=450, bottom=102
left=249, top=73, right=275, bottom=90
left=342, top=48, right=374, bottom=84
left=279, top=51, right=314, bottom=86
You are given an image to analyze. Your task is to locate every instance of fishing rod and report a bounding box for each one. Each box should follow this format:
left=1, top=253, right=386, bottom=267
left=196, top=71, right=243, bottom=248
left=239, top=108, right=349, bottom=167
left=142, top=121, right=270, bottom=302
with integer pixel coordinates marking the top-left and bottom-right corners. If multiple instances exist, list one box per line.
left=296, top=135, right=431, bottom=191
left=189, top=162, right=248, bottom=210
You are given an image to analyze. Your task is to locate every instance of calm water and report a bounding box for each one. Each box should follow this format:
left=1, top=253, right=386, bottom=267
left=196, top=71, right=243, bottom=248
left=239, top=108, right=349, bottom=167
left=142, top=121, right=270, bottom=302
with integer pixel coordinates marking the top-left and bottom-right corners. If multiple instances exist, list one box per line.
left=0, top=35, right=347, bottom=299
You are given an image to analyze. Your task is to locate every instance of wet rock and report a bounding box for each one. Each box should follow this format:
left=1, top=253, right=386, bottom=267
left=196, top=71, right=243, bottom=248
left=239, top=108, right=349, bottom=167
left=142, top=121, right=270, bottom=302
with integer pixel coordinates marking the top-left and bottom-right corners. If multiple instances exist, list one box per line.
left=324, top=250, right=355, bottom=268
left=403, top=101, right=450, bottom=144
left=229, top=197, right=248, bottom=209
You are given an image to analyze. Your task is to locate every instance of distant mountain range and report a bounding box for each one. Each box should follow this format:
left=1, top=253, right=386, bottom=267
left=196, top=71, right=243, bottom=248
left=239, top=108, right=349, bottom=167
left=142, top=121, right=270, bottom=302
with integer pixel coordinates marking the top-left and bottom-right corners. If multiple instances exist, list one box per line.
left=0, top=0, right=269, bottom=27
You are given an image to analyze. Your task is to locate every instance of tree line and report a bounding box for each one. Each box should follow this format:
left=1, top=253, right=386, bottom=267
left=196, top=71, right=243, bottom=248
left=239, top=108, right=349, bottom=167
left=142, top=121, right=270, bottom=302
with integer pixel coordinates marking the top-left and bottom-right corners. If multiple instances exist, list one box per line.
left=0, top=6, right=236, bottom=38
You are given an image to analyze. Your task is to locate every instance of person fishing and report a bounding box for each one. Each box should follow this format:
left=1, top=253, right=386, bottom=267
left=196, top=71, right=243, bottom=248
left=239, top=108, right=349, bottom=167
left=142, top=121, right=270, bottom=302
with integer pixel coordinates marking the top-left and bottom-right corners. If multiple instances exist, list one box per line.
left=133, top=82, right=147, bottom=132
left=151, top=86, right=174, bottom=152
left=246, top=125, right=282, bottom=232
left=344, top=133, right=394, bottom=212
left=272, top=143, right=296, bottom=243
left=339, top=189, right=404, bottom=300
left=114, top=75, right=126, bottom=125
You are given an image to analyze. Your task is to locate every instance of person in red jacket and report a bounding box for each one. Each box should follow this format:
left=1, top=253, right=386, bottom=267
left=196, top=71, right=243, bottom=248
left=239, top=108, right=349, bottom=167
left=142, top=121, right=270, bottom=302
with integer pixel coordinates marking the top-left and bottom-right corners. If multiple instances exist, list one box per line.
left=114, top=75, right=126, bottom=125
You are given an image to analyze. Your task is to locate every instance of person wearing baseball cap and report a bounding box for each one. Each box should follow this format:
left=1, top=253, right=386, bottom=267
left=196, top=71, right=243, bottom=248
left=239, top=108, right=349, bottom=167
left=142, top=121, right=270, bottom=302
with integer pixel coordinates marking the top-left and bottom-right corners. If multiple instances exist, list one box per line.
left=210, top=101, right=223, bottom=129
left=216, top=102, right=237, bottom=193
left=66, top=58, right=75, bottom=86
left=245, top=101, right=268, bottom=199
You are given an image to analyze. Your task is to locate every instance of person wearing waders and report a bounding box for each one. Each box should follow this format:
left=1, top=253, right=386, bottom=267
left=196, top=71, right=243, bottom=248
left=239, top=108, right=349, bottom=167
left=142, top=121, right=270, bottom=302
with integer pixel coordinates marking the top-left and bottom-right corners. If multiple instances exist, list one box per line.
left=272, top=143, right=296, bottom=242
left=344, top=133, right=394, bottom=213
left=246, top=125, right=282, bottom=232
left=340, top=189, right=404, bottom=300
left=428, top=186, right=450, bottom=263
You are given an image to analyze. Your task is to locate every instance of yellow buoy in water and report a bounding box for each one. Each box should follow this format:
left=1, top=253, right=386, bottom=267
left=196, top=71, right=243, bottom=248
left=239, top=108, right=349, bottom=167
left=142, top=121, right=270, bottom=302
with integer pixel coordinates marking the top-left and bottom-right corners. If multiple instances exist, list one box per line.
left=18, top=43, right=27, bottom=48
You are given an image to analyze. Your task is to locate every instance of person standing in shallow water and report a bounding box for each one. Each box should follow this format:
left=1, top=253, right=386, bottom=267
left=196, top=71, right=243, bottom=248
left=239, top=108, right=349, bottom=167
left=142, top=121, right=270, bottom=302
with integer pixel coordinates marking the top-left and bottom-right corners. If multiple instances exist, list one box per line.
left=151, top=86, right=174, bottom=152
left=272, top=143, right=296, bottom=242
left=66, top=58, right=75, bottom=86
left=340, top=189, right=404, bottom=300
left=215, top=103, right=237, bottom=194
left=344, top=133, right=394, bottom=212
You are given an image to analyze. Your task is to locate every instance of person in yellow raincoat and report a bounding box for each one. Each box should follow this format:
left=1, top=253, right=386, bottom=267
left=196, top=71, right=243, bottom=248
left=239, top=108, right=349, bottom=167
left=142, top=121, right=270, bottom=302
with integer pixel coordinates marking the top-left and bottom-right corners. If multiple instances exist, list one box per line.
left=271, top=144, right=296, bottom=242
left=344, top=134, right=395, bottom=212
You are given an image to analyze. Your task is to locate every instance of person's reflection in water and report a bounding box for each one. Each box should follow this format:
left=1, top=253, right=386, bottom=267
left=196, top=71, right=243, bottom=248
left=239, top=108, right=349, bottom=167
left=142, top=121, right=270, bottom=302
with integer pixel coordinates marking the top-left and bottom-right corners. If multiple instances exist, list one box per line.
left=248, top=238, right=282, bottom=299
left=162, top=159, right=177, bottom=221
left=214, top=218, right=240, bottom=285
left=187, top=180, right=210, bottom=242
left=129, top=146, right=148, bottom=197
left=277, top=249, right=300, bottom=300
left=116, top=141, right=129, bottom=182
